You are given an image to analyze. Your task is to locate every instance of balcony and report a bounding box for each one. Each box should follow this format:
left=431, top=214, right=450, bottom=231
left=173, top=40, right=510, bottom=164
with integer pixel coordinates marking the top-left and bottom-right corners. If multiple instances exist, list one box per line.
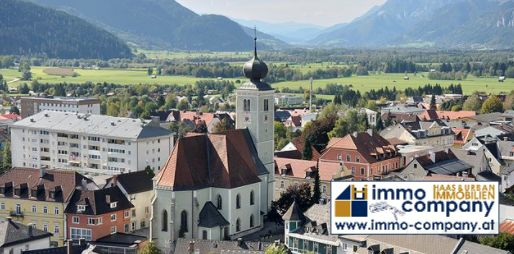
left=9, top=211, right=24, bottom=218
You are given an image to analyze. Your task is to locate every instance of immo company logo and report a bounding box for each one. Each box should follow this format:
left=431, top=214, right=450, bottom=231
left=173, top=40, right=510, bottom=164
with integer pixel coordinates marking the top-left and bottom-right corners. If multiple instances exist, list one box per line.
left=335, top=184, right=368, bottom=217
left=331, top=181, right=499, bottom=235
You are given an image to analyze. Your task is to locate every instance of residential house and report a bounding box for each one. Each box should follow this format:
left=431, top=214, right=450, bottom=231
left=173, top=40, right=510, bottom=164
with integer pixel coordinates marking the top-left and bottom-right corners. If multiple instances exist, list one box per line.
left=474, top=124, right=514, bottom=139
left=394, top=150, right=473, bottom=180
left=0, top=168, right=97, bottom=246
left=453, top=128, right=473, bottom=147
left=380, top=112, right=419, bottom=125
left=284, top=115, right=302, bottom=132
left=10, top=111, right=174, bottom=175
left=274, top=110, right=291, bottom=123
left=282, top=202, right=508, bottom=254
left=381, top=120, right=454, bottom=149
left=463, top=137, right=503, bottom=175
left=359, top=108, right=378, bottom=127
left=0, top=218, right=52, bottom=254
left=275, top=138, right=322, bottom=161
left=103, top=171, right=153, bottom=232
left=319, top=130, right=401, bottom=180
left=64, top=187, right=133, bottom=241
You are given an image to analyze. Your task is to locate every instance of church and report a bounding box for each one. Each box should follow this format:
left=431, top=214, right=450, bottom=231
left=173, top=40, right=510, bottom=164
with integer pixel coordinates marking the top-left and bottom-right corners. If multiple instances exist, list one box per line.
left=150, top=39, right=275, bottom=250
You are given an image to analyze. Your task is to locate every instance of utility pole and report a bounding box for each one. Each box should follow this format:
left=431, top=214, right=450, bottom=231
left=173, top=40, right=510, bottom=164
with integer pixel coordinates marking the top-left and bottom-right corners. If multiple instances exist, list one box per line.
left=309, top=77, right=313, bottom=111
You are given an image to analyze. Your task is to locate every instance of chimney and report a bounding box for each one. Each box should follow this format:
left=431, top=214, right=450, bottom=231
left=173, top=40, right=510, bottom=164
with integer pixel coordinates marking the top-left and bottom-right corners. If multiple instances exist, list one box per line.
left=429, top=151, right=436, bottom=163
left=188, top=241, right=195, bottom=254
left=39, top=167, right=46, bottom=178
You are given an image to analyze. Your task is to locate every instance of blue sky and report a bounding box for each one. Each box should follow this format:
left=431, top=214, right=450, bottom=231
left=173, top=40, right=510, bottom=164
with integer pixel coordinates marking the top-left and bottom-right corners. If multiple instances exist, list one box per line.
left=176, top=0, right=386, bottom=27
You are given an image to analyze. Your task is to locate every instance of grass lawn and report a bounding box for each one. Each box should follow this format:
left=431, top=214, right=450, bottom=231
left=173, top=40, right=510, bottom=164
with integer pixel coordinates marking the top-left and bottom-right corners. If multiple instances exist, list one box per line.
left=273, top=72, right=514, bottom=95
left=0, top=67, right=240, bottom=87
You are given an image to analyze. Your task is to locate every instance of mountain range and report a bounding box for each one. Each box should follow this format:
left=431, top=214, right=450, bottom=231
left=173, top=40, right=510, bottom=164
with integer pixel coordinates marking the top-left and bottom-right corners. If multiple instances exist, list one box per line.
left=311, top=0, right=514, bottom=49
left=0, top=0, right=132, bottom=59
left=29, top=0, right=287, bottom=51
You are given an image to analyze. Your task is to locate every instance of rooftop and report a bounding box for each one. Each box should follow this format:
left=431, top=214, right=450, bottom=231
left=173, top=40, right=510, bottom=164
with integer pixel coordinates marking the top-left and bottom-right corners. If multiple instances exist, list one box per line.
left=104, top=170, right=153, bottom=194
left=64, top=186, right=134, bottom=215
left=12, top=111, right=172, bottom=140
left=0, top=219, right=52, bottom=248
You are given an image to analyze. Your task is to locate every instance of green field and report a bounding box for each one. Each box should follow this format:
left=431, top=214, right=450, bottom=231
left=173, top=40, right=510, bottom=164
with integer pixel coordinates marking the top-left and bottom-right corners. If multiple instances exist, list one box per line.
left=2, top=66, right=514, bottom=96
left=273, top=73, right=514, bottom=95
left=0, top=67, right=239, bottom=87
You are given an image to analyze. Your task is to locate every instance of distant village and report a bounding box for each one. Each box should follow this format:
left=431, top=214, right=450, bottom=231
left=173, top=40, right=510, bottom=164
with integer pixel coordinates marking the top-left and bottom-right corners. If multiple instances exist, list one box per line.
left=0, top=51, right=513, bottom=254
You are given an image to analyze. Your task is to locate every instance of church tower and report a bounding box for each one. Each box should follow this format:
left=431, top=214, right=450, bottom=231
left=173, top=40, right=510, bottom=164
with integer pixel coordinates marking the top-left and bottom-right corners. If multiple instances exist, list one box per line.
left=236, top=32, right=274, bottom=212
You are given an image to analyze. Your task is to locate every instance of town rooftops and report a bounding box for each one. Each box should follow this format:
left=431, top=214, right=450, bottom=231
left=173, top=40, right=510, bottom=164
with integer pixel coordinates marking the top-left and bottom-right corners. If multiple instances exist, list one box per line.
left=154, top=129, right=265, bottom=191
left=173, top=238, right=270, bottom=254
left=282, top=201, right=306, bottom=222
left=274, top=158, right=317, bottom=178
left=0, top=218, right=52, bottom=248
left=104, top=170, right=153, bottom=194
left=12, top=111, right=172, bottom=140
left=416, top=150, right=472, bottom=175
left=91, top=232, right=147, bottom=248
left=22, top=97, right=100, bottom=103
left=0, top=168, right=97, bottom=203
left=64, top=186, right=133, bottom=215
left=420, top=110, right=476, bottom=121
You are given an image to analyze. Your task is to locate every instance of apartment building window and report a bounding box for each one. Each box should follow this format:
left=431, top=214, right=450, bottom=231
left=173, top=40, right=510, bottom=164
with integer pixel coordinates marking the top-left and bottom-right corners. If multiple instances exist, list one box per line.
left=124, top=210, right=130, bottom=218
left=40, top=131, right=49, bottom=135
left=43, top=224, right=48, bottom=232
left=360, top=168, right=365, bottom=175
left=43, top=206, right=48, bottom=214
left=236, top=194, right=241, bottom=209
left=57, top=133, right=68, bottom=138
left=88, top=154, right=101, bottom=160
left=88, top=146, right=100, bottom=151
left=111, top=226, right=117, bottom=234
left=32, top=205, right=36, bottom=213
left=111, top=214, right=116, bottom=221
left=57, top=141, right=67, bottom=146
left=346, top=155, right=351, bottom=161
left=58, top=150, right=68, bottom=155
left=54, top=207, right=59, bottom=215
left=124, top=224, right=129, bottom=233
left=70, top=143, right=79, bottom=148
left=0, top=203, right=4, bottom=210
left=70, top=228, right=92, bottom=240
left=72, top=216, right=79, bottom=224
left=88, top=136, right=101, bottom=142
left=264, top=99, right=269, bottom=111
left=132, top=209, right=136, bottom=217
left=356, top=156, right=360, bottom=163
left=351, top=167, right=355, bottom=175
left=54, top=225, right=59, bottom=235
left=15, top=204, right=21, bottom=214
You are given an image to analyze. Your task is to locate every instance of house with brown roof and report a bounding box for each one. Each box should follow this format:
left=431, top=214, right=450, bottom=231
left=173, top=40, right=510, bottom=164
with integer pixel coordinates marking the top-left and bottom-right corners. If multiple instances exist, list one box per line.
left=319, top=130, right=401, bottom=180
left=394, top=150, right=473, bottom=180
left=64, top=187, right=133, bottom=241
left=104, top=171, right=154, bottom=233
left=0, top=168, right=97, bottom=246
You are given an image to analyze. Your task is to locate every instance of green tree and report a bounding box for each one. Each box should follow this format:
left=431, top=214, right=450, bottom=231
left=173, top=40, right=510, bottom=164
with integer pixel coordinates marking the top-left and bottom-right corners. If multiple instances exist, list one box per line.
left=274, top=121, right=288, bottom=150
left=144, top=165, right=155, bottom=178
left=265, top=244, right=289, bottom=254
left=329, top=110, right=368, bottom=138
left=18, top=83, right=30, bottom=94
left=311, top=169, right=321, bottom=204
left=10, top=106, right=20, bottom=115
left=212, top=118, right=234, bottom=134
left=273, top=183, right=312, bottom=215
left=147, top=67, right=153, bottom=76
left=302, top=138, right=312, bottom=160
left=430, top=94, right=437, bottom=110
left=479, top=233, right=514, bottom=252
left=463, top=94, right=482, bottom=111
left=375, top=113, right=385, bottom=131
left=169, top=121, right=193, bottom=139
left=177, top=99, right=189, bottom=111
left=481, top=95, right=504, bottom=114
left=140, top=241, right=161, bottom=254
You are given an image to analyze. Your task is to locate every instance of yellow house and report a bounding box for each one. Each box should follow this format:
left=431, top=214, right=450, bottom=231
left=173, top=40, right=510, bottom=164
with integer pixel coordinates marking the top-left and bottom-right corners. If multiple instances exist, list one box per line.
left=0, top=168, right=96, bottom=246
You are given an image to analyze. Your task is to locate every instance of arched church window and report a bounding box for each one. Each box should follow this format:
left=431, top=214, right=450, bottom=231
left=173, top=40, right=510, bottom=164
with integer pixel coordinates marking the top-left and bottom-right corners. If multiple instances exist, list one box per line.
left=236, top=194, right=241, bottom=209
left=161, top=210, right=168, bottom=232
left=250, top=191, right=254, bottom=205
left=217, top=195, right=222, bottom=210
left=180, top=210, right=188, bottom=233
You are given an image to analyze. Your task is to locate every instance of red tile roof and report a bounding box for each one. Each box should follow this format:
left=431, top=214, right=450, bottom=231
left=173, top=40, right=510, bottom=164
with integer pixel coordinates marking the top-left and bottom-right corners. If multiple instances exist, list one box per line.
left=274, top=158, right=317, bottom=178
left=453, top=128, right=472, bottom=145
left=155, top=130, right=264, bottom=190
left=0, top=113, right=20, bottom=121
left=318, top=161, right=350, bottom=181
left=420, top=110, right=476, bottom=121
left=501, top=220, right=514, bottom=234
left=291, top=138, right=321, bottom=161
left=322, top=131, right=398, bottom=163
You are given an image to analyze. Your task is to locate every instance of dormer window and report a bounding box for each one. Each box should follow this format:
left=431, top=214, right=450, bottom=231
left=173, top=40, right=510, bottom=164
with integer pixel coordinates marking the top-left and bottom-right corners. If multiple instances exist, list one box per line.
left=31, top=189, right=37, bottom=197
left=49, top=191, right=55, bottom=199
left=110, top=202, right=118, bottom=209
left=77, top=205, right=86, bottom=212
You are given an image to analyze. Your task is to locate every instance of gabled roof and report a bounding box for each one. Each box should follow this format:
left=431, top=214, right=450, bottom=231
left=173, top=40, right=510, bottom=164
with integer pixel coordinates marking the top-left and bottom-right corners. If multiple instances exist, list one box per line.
left=0, top=168, right=96, bottom=203
left=322, top=131, right=397, bottom=163
left=198, top=202, right=229, bottom=228
left=0, top=219, right=52, bottom=248
left=92, top=232, right=147, bottom=247
left=105, top=171, right=153, bottom=194
left=282, top=201, right=306, bottom=222
left=274, top=158, right=317, bottom=178
left=155, top=129, right=264, bottom=191
left=64, top=186, right=133, bottom=215
left=417, top=151, right=472, bottom=175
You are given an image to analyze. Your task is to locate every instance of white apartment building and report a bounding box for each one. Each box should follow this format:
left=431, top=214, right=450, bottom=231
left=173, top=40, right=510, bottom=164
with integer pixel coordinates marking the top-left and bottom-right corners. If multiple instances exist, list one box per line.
left=20, top=97, right=101, bottom=118
left=10, top=111, right=174, bottom=176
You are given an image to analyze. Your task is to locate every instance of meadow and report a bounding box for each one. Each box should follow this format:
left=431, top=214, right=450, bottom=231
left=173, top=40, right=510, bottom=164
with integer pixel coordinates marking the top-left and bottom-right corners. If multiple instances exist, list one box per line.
left=0, top=67, right=238, bottom=86
left=1, top=66, right=513, bottom=96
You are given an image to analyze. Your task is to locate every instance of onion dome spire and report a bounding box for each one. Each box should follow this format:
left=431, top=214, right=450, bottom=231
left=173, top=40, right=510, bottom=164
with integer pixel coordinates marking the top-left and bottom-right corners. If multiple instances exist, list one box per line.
left=243, top=27, right=268, bottom=81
